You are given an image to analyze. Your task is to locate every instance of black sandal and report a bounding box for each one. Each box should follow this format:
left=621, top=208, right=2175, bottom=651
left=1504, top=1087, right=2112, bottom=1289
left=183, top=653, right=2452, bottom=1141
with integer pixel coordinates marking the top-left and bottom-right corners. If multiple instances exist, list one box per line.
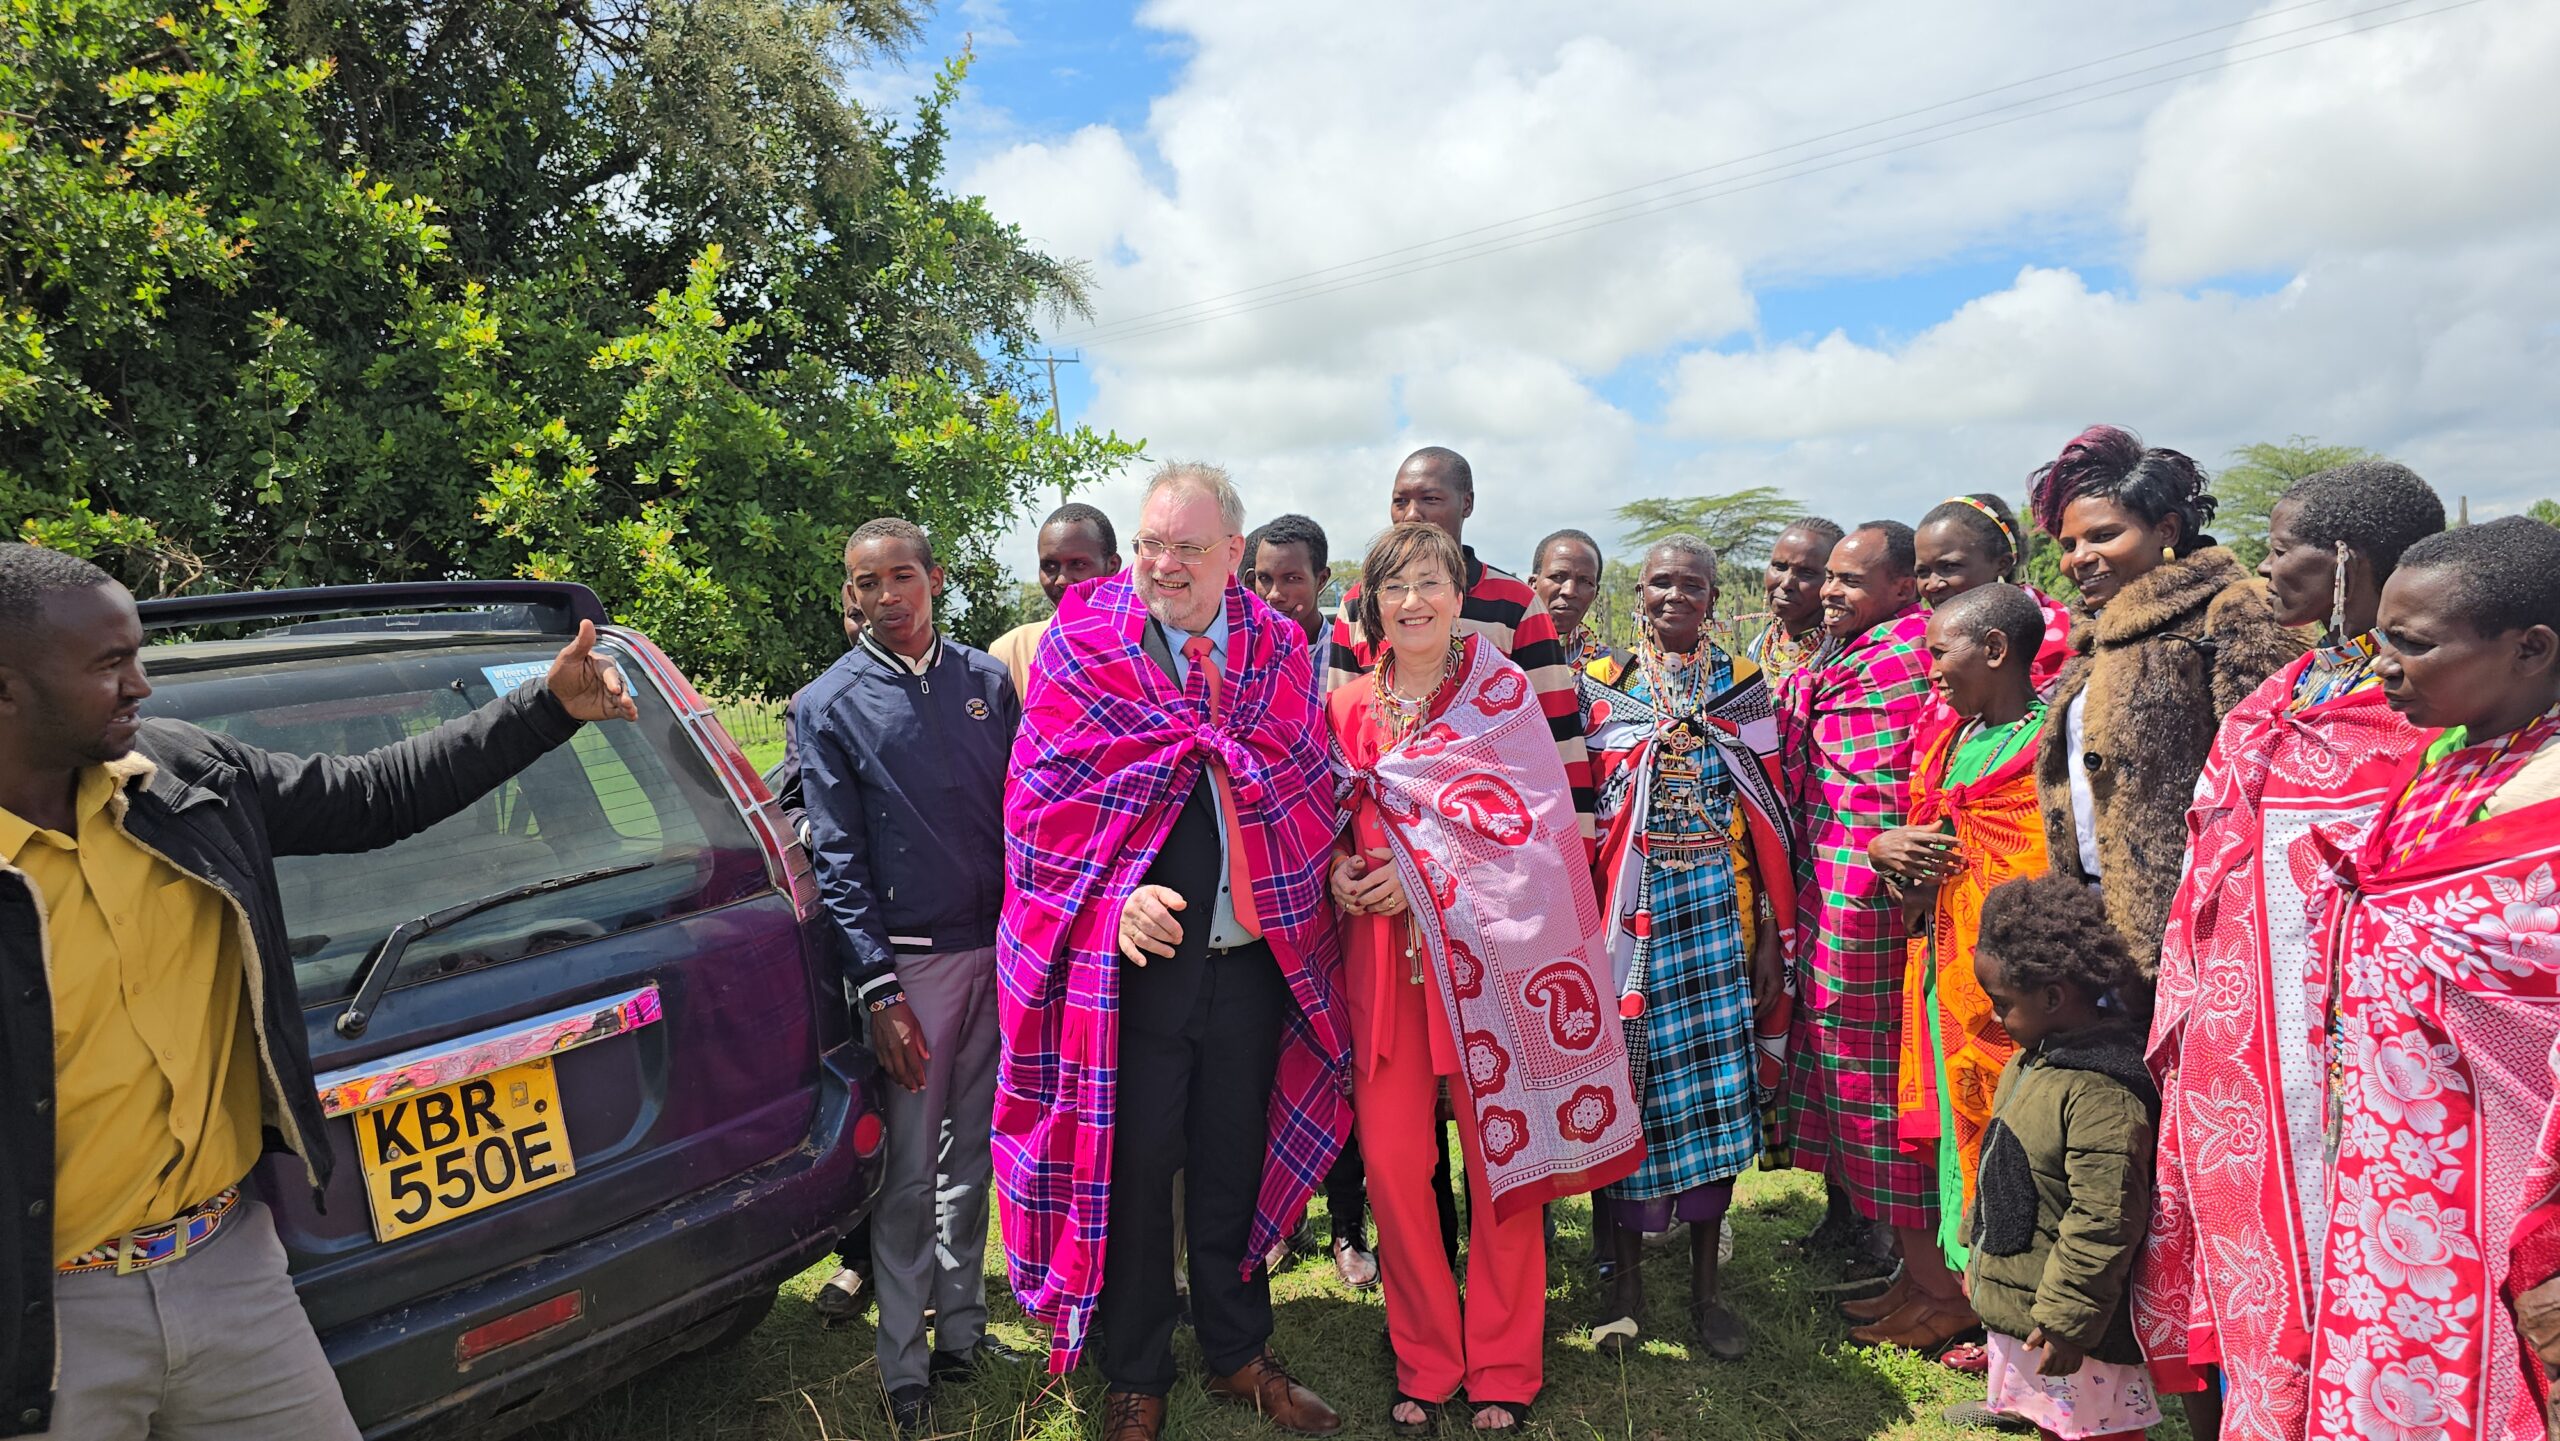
left=1391, top=1392, right=1445, bottom=1437
left=1689, top=1297, right=1749, bottom=1361
left=1470, top=1398, right=1533, bottom=1431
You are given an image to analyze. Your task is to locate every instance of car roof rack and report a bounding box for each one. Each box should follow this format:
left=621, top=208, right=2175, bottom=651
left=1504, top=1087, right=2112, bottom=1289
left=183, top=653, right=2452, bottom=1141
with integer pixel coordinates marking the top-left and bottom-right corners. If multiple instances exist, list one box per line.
left=137, top=581, right=610, bottom=637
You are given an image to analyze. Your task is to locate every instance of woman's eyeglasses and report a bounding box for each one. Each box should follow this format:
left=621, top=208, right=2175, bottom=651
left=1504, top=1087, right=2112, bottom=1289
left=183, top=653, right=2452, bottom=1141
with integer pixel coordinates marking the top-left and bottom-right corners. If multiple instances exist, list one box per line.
left=1376, top=579, right=1456, bottom=605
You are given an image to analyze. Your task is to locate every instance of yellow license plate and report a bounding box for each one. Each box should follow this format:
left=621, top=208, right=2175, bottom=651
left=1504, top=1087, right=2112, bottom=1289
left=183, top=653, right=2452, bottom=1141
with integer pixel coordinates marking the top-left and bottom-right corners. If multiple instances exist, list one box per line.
left=352, top=1057, right=577, bottom=1242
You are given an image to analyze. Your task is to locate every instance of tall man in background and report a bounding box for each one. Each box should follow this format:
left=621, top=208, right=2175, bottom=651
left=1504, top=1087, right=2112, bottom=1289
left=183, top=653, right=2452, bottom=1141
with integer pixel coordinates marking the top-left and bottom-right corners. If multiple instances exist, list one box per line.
left=996, top=464, right=1348, bottom=1441
left=989, top=503, right=1122, bottom=698
left=797, top=519, right=1024, bottom=1433
left=1324, top=446, right=1594, bottom=850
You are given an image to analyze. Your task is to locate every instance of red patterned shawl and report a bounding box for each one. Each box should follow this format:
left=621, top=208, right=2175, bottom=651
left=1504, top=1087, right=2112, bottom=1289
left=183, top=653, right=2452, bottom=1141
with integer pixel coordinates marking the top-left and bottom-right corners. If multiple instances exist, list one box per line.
left=2304, top=748, right=2560, bottom=1441
left=1336, top=638, right=1643, bottom=1218
left=2136, top=658, right=2422, bottom=1429
left=994, top=574, right=1350, bottom=1373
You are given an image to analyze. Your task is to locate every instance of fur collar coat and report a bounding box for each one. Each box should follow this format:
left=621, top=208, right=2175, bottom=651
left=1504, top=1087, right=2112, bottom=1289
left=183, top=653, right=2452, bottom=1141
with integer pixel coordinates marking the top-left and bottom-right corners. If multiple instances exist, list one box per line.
left=2034, top=546, right=2302, bottom=973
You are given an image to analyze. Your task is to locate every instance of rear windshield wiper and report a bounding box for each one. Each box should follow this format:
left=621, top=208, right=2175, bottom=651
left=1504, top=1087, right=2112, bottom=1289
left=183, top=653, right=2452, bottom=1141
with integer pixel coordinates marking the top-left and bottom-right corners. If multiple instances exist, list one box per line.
left=336, top=862, right=654, bottom=1039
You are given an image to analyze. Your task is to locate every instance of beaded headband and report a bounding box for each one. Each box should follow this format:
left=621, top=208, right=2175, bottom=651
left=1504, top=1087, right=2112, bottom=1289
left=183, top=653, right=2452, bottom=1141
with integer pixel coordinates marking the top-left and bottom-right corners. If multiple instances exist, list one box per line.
left=1945, top=495, right=2018, bottom=561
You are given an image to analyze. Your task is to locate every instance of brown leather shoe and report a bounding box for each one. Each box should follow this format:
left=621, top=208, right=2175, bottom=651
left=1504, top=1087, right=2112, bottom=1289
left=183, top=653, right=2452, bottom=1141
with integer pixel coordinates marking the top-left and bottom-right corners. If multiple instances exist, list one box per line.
left=1206, top=1349, right=1344, bottom=1436
left=1839, top=1269, right=1912, bottom=1323
left=1103, top=1390, right=1167, bottom=1441
left=1848, top=1292, right=1980, bottom=1356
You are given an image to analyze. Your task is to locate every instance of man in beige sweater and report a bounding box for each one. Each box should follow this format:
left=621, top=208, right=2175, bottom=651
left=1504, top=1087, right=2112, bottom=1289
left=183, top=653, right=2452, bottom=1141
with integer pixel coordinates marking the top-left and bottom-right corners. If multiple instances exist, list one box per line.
left=988, top=502, right=1121, bottom=698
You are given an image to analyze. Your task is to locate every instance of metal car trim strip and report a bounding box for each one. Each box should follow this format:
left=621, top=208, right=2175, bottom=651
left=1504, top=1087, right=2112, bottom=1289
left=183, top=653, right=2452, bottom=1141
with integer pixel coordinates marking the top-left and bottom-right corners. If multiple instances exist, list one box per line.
left=313, top=984, right=665, bottom=1117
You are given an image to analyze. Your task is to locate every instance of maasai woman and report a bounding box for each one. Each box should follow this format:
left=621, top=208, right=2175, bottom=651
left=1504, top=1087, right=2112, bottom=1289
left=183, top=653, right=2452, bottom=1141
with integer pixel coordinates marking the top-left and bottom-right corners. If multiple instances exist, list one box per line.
left=1742, top=518, right=1845, bottom=689
left=2305, top=517, right=2560, bottom=1441
left=1912, top=493, right=2073, bottom=693
left=1328, top=522, right=1641, bottom=1434
left=2137, top=462, right=2444, bottom=1437
left=1851, top=584, right=2051, bottom=1351
left=2027, top=425, right=2300, bottom=992
left=1578, top=536, right=1794, bottom=1360
left=1532, top=528, right=1616, bottom=678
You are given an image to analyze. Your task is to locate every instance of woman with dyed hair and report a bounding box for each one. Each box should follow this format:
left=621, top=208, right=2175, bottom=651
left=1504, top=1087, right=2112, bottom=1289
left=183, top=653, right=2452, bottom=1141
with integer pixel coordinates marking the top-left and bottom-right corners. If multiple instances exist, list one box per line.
left=1912, top=493, right=2072, bottom=693
left=2136, top=462, right=2445, bottom=1430
left=2027, top=425, right=2299, bottom=985
left=1577, top=535, right=1796, bottom=1360
left=1328, top=522, right=1641, bottom=1433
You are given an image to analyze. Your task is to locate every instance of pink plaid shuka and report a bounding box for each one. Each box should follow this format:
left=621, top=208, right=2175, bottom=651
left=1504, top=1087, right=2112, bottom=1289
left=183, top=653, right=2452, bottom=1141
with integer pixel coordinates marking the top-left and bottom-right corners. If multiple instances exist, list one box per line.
left=993, top=573, right=1351, bottom=1374
left=1776, top=605, right=1938, bottom=1228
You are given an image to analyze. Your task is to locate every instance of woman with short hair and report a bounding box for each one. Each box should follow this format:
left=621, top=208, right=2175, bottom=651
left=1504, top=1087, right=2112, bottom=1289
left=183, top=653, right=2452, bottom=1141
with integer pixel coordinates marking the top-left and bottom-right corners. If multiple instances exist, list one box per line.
left=2136, top=461, right=2445, bottom=1428
left=1577, top=535, right=1795, bottom=1360
left=1328, top=521, right=1640, bottom=1433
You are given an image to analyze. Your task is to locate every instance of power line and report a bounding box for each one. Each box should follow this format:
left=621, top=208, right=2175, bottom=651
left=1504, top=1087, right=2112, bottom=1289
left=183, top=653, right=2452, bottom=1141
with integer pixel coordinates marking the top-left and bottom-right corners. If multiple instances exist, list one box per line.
left=1061, top=0, right=2366, bottom=341
left=1062, top=0, right=2489, bottom=347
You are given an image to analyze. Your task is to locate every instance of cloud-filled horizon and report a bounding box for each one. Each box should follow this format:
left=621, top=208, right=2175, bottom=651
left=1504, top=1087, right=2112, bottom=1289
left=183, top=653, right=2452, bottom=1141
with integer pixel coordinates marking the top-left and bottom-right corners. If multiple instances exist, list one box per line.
left=861, top=0, right=2560, bottom=583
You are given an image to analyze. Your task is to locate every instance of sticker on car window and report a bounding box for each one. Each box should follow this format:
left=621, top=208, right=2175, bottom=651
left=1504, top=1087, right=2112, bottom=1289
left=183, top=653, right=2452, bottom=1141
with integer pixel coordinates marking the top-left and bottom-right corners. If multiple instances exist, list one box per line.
left=479, top=662, right=552, bottom=696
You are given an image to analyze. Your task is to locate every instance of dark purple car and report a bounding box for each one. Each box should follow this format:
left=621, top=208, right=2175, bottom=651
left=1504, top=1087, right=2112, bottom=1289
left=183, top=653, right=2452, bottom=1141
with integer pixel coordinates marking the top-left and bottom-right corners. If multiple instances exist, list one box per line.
left=136, top=582, right=883, bottom=1439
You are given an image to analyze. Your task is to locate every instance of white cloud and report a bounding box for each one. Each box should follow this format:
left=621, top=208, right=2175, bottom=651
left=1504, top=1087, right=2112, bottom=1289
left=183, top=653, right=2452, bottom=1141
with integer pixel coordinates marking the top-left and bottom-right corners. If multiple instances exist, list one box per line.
left=941, top=0, right=2560, bottom=579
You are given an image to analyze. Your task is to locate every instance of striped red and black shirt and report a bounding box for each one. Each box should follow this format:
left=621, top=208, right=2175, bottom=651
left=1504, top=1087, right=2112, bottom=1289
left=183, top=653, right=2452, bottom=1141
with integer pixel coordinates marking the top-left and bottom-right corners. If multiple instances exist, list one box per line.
left=1326, top=547, right=1596, bottom=850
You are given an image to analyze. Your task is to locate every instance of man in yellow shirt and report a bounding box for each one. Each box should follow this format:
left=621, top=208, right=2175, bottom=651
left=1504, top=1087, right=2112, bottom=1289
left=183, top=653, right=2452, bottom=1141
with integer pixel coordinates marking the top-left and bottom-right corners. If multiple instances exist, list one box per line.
left=0, top=543, right=637, bottom=1440
left=986, top=502, right=1121, bottom=698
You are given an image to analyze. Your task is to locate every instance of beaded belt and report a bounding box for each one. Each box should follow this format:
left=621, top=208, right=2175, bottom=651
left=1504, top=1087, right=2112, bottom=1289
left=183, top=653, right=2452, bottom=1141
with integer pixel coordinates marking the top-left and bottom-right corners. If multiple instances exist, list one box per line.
left=57, top=1186, right=241, bottom=1276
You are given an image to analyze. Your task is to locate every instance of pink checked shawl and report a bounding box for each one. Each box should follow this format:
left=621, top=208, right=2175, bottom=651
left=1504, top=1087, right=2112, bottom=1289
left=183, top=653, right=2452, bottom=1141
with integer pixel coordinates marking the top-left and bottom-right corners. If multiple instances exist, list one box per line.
left=1774, top=608, right=1936, bottom=1211
left=2135, top=657, right=2422, bottom=1434
left=1775, top=606, right=1936, bottom=1007
left=994, top=574, right=1350, bottom=1373
left=2303, top=746, right=2560, bottom=1441
left=2023, top=583, right=2073, bottom=696
left=1335, top=637, right=1644, bottom=1217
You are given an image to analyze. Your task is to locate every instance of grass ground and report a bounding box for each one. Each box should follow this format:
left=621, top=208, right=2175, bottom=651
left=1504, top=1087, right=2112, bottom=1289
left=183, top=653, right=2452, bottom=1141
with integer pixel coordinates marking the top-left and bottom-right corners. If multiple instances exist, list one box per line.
left=552, top=1167, right=2193, bottom=1441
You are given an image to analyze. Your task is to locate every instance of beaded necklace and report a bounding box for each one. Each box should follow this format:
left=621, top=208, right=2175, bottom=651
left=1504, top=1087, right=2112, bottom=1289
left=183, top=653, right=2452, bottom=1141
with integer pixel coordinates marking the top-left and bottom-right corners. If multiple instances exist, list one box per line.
left=1636, top=626, right=1728, bottom=866
left=1370, top=635, right=1462, bottom=985
left=2289, top=631, right=2382, bottom=713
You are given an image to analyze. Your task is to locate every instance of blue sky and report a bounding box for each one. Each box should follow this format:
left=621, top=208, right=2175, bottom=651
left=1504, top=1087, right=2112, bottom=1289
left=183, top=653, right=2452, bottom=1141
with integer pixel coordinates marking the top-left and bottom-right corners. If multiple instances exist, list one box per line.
left=855, top=0, right=2560, bottom=576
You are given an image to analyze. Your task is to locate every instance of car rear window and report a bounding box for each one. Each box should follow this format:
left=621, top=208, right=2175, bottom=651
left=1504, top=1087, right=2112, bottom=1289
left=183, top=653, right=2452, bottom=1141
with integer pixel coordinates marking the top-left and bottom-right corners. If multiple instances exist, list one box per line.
left=144, top=638, right=766, bottom=1008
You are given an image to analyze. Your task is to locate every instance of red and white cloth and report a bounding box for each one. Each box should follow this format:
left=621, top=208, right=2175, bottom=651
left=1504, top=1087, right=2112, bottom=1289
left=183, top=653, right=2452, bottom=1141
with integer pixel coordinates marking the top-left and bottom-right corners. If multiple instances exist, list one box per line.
left=2137, top=656, right=2425, bottom=1436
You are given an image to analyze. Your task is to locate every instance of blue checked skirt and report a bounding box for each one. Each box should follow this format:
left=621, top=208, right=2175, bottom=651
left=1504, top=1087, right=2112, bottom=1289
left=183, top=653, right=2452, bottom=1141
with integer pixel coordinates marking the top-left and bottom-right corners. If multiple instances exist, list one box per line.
left=1606, top=846, right=1760, bottom=1200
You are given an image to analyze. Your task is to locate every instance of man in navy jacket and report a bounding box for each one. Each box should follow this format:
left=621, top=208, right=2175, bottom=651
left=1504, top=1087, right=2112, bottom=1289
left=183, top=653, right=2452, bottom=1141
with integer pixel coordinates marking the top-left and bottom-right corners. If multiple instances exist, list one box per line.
left=794, top=519, right=1021, bottom=1432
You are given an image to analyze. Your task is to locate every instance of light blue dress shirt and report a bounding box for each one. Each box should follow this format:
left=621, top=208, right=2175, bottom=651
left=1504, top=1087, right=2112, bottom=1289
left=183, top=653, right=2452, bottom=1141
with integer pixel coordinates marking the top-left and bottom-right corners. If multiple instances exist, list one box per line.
left=1157, top=611, right=1248, bottom=948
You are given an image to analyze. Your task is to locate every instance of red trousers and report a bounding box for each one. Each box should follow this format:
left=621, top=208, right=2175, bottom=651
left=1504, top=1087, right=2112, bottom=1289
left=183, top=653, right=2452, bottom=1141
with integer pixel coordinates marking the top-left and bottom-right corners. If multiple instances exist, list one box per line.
left=1353, top=967, right=1546, bottom=1405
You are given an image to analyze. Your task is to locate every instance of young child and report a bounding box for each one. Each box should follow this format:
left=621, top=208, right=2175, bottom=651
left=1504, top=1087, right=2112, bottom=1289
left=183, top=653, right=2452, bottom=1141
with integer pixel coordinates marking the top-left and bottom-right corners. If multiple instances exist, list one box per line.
left=1854, top=583, right=2051, bottom=1350
left=1962, top=871, right=2162, bottom=1441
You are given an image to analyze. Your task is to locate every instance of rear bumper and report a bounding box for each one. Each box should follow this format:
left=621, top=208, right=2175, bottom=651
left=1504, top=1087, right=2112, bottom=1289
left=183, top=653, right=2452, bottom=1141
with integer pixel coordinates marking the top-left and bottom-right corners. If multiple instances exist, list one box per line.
left=328, top=1044, right=882, bottom=1440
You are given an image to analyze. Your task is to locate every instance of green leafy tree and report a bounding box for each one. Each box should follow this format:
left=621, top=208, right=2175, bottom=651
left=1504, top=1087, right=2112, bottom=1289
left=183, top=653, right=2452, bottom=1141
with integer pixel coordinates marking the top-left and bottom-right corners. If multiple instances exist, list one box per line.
left=2215, top=437, right=2381, bottom=568
left=2527, top=499, right=2560, bottom=527
left=1614, top=486, right=1799, bottom=569
left=2, top=0, right=1136, bottom=694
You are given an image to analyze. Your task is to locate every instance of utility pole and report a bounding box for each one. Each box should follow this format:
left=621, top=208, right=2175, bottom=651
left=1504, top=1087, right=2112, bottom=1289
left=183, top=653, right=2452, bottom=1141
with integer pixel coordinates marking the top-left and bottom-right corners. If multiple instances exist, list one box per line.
left=1037, top=352, right=1079, bottom=432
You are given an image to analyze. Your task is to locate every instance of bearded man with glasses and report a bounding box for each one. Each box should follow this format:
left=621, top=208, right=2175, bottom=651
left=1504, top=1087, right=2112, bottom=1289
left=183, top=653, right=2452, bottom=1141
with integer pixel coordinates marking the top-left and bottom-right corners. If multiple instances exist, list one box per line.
left=992, top=463, right=1350, bottom=1441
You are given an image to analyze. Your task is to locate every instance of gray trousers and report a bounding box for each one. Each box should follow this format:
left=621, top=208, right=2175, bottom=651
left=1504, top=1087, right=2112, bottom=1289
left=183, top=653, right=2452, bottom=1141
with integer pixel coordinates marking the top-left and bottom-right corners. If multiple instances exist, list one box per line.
left=872, top=944, right=1002, bottom=1391
left=51, top=1196, right=359, bottom=1440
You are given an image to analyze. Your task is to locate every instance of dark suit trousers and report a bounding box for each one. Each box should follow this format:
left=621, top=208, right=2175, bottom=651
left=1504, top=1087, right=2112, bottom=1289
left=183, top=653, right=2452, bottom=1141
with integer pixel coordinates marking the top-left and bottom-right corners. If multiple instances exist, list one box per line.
left=1099, top=940, right=1288, bottom=1393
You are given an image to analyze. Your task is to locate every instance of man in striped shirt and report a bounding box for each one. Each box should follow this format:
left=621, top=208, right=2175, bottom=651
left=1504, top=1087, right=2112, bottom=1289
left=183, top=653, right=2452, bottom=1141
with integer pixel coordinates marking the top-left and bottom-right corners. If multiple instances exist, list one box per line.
left=1323, top=446, right=1595, bottom=851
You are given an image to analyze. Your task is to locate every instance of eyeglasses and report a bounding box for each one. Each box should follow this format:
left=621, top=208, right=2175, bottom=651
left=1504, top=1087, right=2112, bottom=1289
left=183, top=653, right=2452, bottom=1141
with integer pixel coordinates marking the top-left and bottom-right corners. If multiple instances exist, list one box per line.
left=1376, top=579, right=1456, bottom=605
left=1133, top=536, right=1226, bottom=565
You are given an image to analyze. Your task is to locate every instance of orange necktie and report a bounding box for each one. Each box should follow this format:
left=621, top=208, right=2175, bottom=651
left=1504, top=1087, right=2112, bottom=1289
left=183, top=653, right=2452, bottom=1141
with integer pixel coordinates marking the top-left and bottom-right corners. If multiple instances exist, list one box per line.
left=1183, top=634, right=1263, bottom=937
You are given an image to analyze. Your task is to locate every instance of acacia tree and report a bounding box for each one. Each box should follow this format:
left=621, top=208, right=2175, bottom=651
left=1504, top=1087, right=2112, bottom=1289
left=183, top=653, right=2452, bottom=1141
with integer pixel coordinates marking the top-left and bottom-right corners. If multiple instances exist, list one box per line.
left=2, top=0, right=1135, bottom=693
left=2213, top=437, right=2380, bottom=568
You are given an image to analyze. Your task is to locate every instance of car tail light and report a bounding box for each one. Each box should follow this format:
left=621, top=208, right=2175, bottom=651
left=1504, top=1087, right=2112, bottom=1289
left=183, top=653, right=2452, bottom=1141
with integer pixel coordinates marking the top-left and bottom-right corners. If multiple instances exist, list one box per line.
left=851, top=1111, right=885, bottom=1156
left=457, top=1291, right=583, bottom=1367
left=605, top=628, right=815, bottom=920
